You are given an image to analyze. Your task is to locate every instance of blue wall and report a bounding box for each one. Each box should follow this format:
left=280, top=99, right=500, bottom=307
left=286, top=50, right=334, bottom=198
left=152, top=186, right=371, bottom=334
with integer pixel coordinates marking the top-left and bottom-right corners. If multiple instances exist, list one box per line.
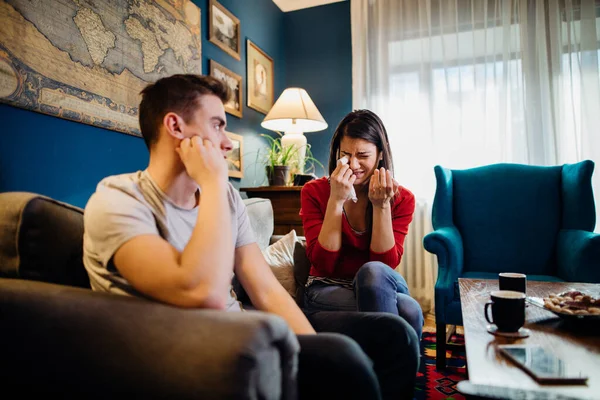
left=0, top=0, right=287, bottom=207
left=201, top=0, right=287, bottom=188
left=0, top=104, right=149, bottom=208
left=284, top=1, right=352, bottom=175
left=0, top=1, right=352, bottom=206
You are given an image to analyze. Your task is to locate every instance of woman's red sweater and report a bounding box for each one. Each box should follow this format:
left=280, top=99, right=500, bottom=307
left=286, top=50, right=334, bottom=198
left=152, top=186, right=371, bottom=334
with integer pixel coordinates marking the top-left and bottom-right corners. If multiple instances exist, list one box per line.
left=299, top=177, right=416, bottom=280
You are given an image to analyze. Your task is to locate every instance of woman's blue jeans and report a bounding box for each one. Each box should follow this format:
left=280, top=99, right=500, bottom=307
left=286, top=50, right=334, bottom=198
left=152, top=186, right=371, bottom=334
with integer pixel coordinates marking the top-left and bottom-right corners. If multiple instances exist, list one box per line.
left=304, top=261, right=424, bottom=339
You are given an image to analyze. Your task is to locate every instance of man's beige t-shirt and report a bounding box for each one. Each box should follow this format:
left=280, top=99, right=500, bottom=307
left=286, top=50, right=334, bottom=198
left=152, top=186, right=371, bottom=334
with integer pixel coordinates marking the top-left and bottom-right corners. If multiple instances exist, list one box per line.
left=82, top=170, right=255, bottom=311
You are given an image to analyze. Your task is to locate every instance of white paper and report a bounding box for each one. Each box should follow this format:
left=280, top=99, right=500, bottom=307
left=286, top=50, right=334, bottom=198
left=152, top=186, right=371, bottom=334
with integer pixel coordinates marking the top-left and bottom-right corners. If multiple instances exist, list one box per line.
left=337, top=156, right=358, bottom=203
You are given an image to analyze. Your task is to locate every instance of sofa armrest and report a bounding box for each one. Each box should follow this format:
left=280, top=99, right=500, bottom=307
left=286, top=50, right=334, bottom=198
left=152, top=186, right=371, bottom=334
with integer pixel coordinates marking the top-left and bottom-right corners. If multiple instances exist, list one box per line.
left=293, top=241, right=311, bottom=308
left=557, top=229, right=600, bottom=283
left=271, top=235, right=306, bottom=245
left=0, top=278, right=299, bottom=399
left=423, top=227, right=464, bottom=314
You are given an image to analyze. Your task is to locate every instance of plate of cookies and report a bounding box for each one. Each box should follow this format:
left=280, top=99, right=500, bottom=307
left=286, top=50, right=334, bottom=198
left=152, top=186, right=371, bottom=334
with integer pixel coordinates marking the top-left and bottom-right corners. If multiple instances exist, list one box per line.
left=527, top=290, right=600, bottom=321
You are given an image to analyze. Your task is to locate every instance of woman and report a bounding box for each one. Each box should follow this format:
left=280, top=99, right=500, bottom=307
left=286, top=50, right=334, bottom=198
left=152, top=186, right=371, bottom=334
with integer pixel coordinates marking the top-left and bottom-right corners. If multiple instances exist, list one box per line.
left=300, top=109, right=423, bottom=339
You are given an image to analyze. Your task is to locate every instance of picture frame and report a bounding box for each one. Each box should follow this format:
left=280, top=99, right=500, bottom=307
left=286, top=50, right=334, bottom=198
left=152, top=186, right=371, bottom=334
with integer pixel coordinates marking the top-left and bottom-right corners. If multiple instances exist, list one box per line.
left=209, top=0, right=241, bottom=60
left=246, top=40, right=274, bottom=115
left=225, top=131, right=244, bottom=178
left=209, top=60, right=243, bottom=118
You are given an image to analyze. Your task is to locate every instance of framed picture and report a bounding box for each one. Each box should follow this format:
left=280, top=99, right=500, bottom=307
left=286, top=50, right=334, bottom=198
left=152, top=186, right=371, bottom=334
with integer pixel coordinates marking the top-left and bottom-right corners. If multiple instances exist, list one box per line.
left=210, top=60, right=243, bottom=118
left=209, top=0, right=241, bottom=60
left=225, top=131, right=244, bottom=178
left=246, top=40, right=274, bottom=115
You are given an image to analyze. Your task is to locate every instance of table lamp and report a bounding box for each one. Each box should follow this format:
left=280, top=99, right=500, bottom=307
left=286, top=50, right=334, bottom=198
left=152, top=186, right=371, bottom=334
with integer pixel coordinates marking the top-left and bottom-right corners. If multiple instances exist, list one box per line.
left=261, top=88, right=327, bottom=174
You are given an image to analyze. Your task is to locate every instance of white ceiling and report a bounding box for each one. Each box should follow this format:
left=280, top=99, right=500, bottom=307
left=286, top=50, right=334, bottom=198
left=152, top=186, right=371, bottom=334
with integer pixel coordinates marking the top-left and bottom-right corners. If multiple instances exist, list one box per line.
left=272, top=0, right=346, bottom=13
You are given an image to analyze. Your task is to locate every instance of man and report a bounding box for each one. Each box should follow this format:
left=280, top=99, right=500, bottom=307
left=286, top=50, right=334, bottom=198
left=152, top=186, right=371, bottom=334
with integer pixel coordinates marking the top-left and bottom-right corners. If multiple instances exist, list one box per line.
left=83, top=74, right=419, bottom=400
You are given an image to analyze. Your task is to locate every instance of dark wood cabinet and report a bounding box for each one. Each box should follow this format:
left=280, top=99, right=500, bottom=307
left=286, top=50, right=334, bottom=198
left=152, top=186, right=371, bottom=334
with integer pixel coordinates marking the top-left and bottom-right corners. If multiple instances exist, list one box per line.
left=240, top=186, right=304, bottom=236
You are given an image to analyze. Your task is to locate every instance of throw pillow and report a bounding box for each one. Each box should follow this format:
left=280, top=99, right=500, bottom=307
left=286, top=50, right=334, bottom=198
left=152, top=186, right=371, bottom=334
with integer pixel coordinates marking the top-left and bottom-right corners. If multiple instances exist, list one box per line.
left=262, top=230, right=297, bottom=298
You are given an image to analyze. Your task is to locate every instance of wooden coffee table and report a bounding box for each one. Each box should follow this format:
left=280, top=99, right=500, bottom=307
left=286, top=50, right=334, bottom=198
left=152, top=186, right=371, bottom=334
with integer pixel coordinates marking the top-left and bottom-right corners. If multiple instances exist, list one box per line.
left=456, top=278, right=600, bottom=400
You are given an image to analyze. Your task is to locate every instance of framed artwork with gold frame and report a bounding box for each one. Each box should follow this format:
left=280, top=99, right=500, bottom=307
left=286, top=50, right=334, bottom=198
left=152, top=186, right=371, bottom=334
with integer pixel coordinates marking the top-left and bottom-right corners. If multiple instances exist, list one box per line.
left=209, top=0, right=241, bottom=60
left=246, top=40, right=274, bottom=115
left=209, top=60, right=242, bottom=118
left=225, top=131, right=243, bottom=178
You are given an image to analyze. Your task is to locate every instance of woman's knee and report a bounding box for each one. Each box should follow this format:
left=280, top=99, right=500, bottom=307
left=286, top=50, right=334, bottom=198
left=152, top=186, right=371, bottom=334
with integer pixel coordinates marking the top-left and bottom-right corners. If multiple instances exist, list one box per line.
left=355, top=262, right=395, bottom=289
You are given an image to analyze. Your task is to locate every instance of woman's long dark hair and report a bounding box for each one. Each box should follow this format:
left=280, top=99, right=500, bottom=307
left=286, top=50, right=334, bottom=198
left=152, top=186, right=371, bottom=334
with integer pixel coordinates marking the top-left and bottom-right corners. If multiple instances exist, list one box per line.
left=327, top=109, right=394, bottom=176
left=327, top=110, right=395, bottom=234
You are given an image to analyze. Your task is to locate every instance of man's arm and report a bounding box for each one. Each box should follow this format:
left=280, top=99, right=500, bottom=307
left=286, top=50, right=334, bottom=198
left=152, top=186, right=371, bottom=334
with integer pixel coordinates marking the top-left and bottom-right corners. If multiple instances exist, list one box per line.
left=113, top=181, right=233, bottom=309
left=234, top=243, right=316, bottom=335
left=110, top=137, right=234, bottom=309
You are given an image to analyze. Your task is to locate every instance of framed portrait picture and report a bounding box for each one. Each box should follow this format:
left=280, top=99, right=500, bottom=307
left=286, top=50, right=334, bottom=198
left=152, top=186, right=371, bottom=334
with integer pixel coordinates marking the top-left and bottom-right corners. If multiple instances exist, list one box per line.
left=225, top=131, right=244, bottom=178
left=209, top=0, right=241, bottom=60
left=209, top=60, right=243, bottom=118
left=246, top=40, right=274, bottom=115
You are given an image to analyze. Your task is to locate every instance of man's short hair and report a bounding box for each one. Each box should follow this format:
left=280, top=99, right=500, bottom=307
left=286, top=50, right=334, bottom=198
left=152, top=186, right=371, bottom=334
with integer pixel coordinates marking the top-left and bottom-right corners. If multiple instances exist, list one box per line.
left=138, top=74, right=230, bottom=149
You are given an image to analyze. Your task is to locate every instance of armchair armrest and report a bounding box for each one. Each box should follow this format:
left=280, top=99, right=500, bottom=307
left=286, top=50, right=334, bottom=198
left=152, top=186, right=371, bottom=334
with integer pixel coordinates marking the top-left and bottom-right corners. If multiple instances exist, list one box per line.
left=423, top=226, right=464, bottom=306
left=557, top=229, right=600, bottom=283
left=0, top=278, right=299, bottom=399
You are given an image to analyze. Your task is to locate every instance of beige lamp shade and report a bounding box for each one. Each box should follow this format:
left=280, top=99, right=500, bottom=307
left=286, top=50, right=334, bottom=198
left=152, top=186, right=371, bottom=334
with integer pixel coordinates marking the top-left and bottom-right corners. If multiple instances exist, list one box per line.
left=261, top=88, right=328, bottom=133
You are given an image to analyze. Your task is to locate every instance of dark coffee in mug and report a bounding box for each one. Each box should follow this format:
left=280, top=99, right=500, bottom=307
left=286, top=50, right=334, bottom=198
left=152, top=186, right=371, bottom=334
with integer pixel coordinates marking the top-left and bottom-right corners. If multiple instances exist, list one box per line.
left=499, top=272, right=527, bottom=294
left=484, top=290, right=526, bottom=332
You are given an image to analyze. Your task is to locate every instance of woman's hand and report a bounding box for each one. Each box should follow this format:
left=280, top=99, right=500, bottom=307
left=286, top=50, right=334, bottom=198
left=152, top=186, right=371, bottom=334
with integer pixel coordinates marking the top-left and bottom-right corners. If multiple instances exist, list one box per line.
left=369, top=168, right=399, bottom=209
left=329, top=162, right=357, bottom=203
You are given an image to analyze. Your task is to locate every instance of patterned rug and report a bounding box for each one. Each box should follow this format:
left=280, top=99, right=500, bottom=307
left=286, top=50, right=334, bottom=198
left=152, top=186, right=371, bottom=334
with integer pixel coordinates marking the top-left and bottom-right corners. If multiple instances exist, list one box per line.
left=413, top=331, right=467, bottom=400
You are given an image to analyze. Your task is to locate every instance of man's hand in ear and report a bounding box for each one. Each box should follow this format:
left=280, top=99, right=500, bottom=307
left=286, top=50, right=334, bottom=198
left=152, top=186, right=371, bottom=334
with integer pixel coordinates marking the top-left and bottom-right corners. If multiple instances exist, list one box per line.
left=176, top=136, right=228, bottom=188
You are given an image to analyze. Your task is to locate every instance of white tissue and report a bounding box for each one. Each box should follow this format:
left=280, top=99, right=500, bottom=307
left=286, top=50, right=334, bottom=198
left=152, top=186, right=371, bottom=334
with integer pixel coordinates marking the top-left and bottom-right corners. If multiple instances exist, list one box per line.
left=337, top=156, right=358, bottom=203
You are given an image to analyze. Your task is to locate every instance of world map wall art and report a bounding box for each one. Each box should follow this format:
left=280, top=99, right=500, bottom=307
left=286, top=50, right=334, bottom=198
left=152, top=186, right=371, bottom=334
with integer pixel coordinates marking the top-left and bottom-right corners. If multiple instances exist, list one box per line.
left=0, top=0, right=202, bottom=137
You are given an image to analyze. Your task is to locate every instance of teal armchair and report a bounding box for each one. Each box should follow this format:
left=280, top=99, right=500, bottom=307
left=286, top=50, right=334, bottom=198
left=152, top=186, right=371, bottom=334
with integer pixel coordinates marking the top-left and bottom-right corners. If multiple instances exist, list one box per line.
left=423, top=160, right=600, bottom=369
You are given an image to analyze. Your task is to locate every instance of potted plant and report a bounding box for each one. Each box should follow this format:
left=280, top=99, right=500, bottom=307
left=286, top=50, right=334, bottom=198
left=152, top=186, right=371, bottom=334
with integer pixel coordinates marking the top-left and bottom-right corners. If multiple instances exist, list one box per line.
left=261, top=133, right=295, bottom=186
left=259, top=133, right=324, bottom=186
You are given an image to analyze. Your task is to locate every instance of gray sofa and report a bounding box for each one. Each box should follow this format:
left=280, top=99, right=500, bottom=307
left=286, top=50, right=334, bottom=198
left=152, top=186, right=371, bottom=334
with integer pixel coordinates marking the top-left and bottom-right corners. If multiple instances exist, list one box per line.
left=0, top=192, right=299, bottom=399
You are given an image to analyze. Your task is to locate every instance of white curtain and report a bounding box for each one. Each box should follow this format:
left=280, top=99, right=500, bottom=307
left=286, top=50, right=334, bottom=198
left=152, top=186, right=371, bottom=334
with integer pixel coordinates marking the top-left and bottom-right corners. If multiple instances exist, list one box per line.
left=352, top=0, right=600, bottom=312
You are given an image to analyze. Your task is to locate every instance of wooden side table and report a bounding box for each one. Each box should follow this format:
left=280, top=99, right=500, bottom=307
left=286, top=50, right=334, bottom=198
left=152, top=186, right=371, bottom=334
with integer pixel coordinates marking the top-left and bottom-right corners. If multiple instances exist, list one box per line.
left=240, top=186, right=304, bottom=236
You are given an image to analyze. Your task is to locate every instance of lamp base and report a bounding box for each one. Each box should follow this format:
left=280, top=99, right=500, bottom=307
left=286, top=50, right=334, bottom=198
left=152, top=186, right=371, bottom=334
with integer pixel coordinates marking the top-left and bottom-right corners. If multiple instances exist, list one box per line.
left=281, top=132, right=307, bottom=174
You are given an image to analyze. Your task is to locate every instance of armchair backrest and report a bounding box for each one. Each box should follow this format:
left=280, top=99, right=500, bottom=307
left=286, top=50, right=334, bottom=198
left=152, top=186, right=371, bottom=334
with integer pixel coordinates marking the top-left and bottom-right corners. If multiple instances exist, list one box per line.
left=431, top=161, right=595, bottom=275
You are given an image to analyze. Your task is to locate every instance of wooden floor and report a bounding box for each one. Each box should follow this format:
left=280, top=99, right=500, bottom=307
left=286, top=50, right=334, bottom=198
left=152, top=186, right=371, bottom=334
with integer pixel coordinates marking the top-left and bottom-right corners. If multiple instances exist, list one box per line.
left=424, top=312, right=436, bottom=332
left=423, top=312, right=464, bottom=335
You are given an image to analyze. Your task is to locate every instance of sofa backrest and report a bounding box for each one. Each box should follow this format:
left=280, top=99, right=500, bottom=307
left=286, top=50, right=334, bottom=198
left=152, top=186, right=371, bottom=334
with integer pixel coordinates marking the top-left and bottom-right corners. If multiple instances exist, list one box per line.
left=0, top=192, right=274, bottom=289
left=243, top=197, right=274, bottom=252
left=0, top=192, right=90, bottom=288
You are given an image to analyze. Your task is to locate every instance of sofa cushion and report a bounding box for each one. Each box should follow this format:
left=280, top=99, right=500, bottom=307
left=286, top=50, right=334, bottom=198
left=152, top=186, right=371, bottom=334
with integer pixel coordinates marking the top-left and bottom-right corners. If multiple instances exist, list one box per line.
left=262, top=230, right=298, bottom=298
left=242, top=198, right=274, bottom=252
left=0, top=192, right=90, bottom=288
